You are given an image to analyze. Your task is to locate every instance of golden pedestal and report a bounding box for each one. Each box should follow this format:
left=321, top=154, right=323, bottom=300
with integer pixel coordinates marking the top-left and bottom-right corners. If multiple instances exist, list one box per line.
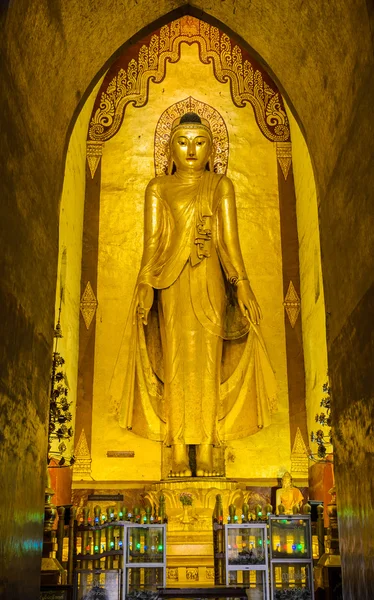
left=145, top=478, right=245, bottom=586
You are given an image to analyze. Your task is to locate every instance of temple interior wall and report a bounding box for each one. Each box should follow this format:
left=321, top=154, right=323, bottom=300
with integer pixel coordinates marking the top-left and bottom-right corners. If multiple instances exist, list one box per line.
left=53, top=78, right=103, bottom=470
left=287, top=108, right=329, bottom=445
left=0, top=2, right=373, bottom=598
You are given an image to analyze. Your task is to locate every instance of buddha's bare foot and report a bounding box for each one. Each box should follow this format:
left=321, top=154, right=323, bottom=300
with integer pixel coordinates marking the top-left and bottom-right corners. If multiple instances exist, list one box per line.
left=169, top=444, right=192, bottom=478
left=196, top=444, right=221, bottom=477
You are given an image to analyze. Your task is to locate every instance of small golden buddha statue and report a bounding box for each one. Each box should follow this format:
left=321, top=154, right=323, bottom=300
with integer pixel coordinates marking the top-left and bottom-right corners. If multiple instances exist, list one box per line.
left=113, top=112, right=276, bottom=477
left=276, top=471, right=304, bottom=514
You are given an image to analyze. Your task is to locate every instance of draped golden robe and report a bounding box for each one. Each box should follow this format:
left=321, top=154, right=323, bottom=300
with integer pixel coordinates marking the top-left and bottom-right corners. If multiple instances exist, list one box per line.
left=112, top=171, right=276, bottom=445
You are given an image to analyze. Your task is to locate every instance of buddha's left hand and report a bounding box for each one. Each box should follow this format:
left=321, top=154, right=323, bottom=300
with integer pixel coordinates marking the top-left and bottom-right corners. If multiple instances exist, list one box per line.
left=237, top=280, right=262, bottom=325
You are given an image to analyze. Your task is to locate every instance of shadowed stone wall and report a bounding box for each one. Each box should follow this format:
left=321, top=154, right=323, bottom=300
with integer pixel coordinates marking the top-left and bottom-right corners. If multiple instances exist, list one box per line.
left=0, top=1, right=373, bottom=598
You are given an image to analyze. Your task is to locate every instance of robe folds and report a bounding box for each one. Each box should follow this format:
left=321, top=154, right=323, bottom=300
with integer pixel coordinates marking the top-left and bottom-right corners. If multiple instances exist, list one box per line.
left=111, top=171, right=276, bottom=445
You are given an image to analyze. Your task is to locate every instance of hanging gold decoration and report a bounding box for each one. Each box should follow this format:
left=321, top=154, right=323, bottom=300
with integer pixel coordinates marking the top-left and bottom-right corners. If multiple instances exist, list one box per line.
left=276, top=141, right=292, bottom=180
left=86, top=141, right=104, bottom=179
left=80, top=282, right=98, bottom=329
left=283, top=280, right=301, bottom=328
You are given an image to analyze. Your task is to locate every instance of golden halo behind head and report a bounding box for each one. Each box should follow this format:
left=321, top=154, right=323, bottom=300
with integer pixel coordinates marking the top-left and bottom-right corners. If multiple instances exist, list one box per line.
left=154, top=97, right=229, bottom=176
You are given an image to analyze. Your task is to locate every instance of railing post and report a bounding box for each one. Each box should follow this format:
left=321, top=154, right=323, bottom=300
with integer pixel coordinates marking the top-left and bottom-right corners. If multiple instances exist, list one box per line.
left=56, top=506, right=65, bottom=565
left=316, top=504, right=325, bottom=558
left=67, top=507, right=77, bottom=585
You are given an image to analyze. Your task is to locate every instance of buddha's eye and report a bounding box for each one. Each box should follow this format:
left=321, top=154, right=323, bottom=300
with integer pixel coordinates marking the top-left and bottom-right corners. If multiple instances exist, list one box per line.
left=178, top=140, right=187, bottom=146
left=196, top=140, right=205, bottom=146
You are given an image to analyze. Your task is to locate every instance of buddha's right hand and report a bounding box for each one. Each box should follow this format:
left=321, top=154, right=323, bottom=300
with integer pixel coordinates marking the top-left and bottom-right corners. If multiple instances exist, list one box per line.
left=137, top=283, right=154, bottom=325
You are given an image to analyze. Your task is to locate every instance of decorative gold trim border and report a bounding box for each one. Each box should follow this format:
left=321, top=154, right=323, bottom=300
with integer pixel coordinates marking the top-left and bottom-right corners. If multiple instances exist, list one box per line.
left=88, top=16, right=289, bottom=145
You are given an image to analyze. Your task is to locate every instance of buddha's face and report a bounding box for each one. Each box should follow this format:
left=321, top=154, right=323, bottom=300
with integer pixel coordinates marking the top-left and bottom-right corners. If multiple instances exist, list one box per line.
left=282, top=473, right=292, bottom=488
left=171, top=127, right=212, bottom=172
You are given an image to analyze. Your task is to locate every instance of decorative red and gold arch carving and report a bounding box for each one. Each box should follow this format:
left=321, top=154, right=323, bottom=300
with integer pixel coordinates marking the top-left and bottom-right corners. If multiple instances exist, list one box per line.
left=86, top=16, right=291, bottom=179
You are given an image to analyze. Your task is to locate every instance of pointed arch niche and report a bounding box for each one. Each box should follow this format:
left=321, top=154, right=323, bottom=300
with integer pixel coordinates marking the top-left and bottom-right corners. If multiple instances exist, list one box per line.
left=55, top=15, right=328, bottom=499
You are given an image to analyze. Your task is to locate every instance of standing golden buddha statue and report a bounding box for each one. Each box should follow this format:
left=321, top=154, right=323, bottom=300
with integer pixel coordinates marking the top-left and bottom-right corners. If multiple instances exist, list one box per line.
left=113, top=112, right=276, bottom=477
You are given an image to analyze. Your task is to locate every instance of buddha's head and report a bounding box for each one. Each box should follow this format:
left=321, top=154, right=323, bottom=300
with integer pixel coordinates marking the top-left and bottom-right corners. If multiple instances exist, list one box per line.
left=281, top=471, right=292, bottom=488
left=169, top=112, right=214, bottom=174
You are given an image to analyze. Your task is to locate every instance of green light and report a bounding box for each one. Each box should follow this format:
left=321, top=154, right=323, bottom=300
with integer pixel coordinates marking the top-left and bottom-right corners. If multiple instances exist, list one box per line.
left=110, top=541, right=114, bottom=548
left=297, top=544, right=303, bottom=550
left=158, top=545, right=163, bottom=551
left=94, top=545, right=99, bottom=552
left=119, top=512, right=123, bottom=517
left=258, top=511, right=262, bottom=516
left=136, top=543, right=141, bottom=549
left=259, top=540, right=262, bottom=545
